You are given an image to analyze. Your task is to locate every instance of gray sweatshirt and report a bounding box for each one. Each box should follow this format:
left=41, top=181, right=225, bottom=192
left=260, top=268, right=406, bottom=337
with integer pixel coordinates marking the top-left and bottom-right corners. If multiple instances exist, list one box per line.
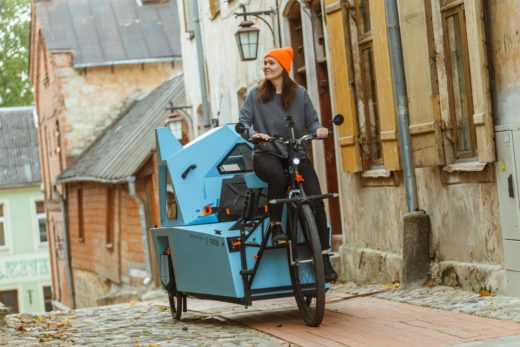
left=238, top=85, right=322, bottom=158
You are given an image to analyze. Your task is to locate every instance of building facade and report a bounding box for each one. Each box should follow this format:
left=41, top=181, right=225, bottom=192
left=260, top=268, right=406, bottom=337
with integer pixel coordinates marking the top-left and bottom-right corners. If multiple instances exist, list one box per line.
left=29, top=0, right=183, bottom=308
left=178, top=0, right=520, bottom=294
left=0, top=107, right=52, bottom=314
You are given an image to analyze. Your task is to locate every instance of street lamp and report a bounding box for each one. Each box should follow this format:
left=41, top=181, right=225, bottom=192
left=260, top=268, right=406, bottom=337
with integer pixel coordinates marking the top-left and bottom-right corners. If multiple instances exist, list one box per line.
left=234, top=5, right=278, bottom=62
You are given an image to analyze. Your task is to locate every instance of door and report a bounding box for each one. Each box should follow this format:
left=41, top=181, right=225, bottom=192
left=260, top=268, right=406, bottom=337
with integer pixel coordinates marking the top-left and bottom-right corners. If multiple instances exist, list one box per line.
left=287, top=1, right=343, bottom=236
left=0, top=289, right=19, bottom=313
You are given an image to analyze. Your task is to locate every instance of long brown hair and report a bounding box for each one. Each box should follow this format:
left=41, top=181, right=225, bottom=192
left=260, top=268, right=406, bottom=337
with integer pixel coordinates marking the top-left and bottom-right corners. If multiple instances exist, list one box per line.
left=257, top=70, right=298, bottom=109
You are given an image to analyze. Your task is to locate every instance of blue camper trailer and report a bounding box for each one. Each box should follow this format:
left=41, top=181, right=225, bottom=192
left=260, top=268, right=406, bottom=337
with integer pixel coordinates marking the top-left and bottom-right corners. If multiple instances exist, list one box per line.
left=152, top=119, right=342, bottom=326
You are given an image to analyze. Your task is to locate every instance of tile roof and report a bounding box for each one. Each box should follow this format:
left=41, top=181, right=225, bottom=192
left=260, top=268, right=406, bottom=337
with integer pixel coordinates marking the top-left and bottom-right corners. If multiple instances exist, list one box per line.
left=57, top=73, right=185, bottom=184
left=35, top=0, right=182, bottom=67
left=0, top=107, right=41, bottom=189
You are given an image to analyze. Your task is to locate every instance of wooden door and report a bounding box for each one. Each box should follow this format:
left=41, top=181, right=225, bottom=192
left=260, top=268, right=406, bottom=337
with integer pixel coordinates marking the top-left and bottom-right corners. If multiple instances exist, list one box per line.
left=287, top=0, right=342, bottom=235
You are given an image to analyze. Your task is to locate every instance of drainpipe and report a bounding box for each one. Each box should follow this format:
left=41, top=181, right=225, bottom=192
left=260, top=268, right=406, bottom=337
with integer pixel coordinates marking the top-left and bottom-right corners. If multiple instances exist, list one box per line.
left=385, top=0, right=418, bottom=212
left=53, top=185, right=76, bottom=309
left=127, top=176, right=152, bottom=286
left=190, top=0, right=212, bottom=131
left=385, top=0, right=430, bottom=286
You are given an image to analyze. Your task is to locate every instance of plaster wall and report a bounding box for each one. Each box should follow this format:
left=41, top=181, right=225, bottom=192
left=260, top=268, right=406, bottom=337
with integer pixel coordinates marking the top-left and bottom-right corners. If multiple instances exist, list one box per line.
left=340, top=166, right=504, bottom=292
left=486, top=0, right=520, bottom=126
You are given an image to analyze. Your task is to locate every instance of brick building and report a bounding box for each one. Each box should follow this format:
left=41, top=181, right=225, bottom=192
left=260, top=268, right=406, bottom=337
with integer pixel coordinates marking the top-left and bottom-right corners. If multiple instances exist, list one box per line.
left=29, top=0, right=183, bottom=308
left=57, top=76, right=186, bottom=307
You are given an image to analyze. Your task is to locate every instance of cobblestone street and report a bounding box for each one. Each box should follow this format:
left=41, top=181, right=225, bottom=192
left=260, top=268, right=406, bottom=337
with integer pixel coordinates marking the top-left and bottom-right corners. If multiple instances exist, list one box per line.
left=0, top=300, right=289, bottom=346
left=4, top=283, right=520, bottom=346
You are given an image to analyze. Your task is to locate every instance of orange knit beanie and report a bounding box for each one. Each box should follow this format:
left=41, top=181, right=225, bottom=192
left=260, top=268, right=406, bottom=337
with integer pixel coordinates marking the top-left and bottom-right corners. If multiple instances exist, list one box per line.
left=264, top=47, right=294, bottom=73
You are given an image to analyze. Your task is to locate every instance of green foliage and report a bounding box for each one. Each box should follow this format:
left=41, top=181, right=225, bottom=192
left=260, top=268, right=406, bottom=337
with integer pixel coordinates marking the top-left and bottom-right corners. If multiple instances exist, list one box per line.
left=0, top=0, right=33, bottom=106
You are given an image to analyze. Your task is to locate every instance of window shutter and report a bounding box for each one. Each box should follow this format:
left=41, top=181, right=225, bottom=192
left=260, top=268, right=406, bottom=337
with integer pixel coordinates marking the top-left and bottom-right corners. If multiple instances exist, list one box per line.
left=465, top=0, right=494, bottom=163
left=370, top=0, right=400, bottom=171
left=399, top=0, right=444, bottom=167
left=324, top=0, right=362, bottom=172
left=209, top=0, right=220, bottom=19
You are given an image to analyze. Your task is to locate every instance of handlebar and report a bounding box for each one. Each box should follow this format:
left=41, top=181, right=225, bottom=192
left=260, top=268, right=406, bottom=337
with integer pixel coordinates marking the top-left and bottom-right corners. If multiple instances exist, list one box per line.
left=247, top=133, right=321, bottom=145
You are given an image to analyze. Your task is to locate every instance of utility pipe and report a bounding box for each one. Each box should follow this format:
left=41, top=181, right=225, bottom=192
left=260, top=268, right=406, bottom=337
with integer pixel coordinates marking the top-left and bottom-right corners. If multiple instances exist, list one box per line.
left=190, top=0, right=212, bottom=131
left=385, top=0, right=418, bottom=212
left=127, top=176, right=153, bottom=286
left=53, top=185, right=76, bottom=309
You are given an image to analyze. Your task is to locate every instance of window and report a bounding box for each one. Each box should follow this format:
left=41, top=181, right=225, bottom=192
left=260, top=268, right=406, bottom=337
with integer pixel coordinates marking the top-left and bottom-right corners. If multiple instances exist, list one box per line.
left=35, top=200, right=47, bottom=244
left=77, top=187, right=84, bottom=242
left=287, top=2, right=306, bottom=86
left=441, top=1, right=476, bottom=159
left=106, top=187, right=114, bottom=247
left=355, top=0, right=383, bottom=168
left=217, top=144, right=254, bottom=174
left=43, top=286, right=52, bottom=312
left=209, top=0, right=220, bottom=19
left=0, top=203, right=5, bottom=247
left=182, top=0, right=195, bottom=39
left=0, top=290, right=19, bottom=313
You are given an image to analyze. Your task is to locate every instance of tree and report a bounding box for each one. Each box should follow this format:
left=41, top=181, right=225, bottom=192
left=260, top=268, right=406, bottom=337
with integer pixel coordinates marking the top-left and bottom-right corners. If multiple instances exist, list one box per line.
left=0, top=0, right=33, bottom=106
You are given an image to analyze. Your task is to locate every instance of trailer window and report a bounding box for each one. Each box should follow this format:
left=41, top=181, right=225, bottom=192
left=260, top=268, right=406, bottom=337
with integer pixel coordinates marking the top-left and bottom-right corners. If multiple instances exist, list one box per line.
left=218, top=144, right=253, bottom=174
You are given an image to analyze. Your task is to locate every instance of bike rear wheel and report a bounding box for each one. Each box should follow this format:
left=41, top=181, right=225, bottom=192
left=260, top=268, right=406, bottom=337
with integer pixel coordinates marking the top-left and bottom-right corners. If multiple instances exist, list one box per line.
left=288, top=203, right=325, bottom=327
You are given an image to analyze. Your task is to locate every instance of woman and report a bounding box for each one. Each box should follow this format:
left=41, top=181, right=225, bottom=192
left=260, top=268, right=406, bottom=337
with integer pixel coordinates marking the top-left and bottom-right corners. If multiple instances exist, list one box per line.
left=238, top=47, right=338, bottom=282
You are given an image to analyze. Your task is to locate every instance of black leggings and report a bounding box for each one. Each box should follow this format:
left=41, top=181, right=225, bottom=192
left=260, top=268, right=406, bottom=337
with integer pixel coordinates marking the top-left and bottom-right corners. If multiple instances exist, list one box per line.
left=253, top=152, right=329, bottom=251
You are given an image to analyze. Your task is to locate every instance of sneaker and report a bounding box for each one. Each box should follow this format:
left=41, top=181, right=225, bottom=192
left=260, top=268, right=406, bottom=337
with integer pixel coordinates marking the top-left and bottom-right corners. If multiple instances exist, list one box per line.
left=323, top=254, right=338, bottom=282
left=271, top=224, right=288, bottom=246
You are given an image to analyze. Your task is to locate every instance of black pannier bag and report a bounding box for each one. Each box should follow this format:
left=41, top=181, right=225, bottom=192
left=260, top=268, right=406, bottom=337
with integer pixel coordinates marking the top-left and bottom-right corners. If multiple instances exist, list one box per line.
left=218, top=175, right=266, bottom=222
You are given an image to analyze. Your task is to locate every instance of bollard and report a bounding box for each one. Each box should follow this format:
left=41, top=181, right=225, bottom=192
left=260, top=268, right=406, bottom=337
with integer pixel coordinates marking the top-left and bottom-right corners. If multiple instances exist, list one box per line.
left=402, top=211, right=431, bottom=287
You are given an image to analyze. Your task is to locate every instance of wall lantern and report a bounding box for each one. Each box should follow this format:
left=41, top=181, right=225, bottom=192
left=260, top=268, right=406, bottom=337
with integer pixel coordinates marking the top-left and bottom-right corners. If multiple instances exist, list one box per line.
left=235, top=20, right=260, bottom=61
left=165, top=110, right=184, bottom=140
left=234, top=5, right=278, bottom=62
left=165, top=102, right=194, bottom=142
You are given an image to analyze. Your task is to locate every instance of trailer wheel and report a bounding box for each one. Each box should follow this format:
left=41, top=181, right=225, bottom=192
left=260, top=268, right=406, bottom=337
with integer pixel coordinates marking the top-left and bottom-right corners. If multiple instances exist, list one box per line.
left=166, top=254, right=183, bottom=320
left=167, top=287, right=183, bottom=320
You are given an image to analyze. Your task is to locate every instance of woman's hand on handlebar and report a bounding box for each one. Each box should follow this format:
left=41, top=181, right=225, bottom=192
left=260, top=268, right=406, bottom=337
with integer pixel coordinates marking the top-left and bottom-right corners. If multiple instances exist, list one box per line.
left=251, top=133, right=271, bottom=142
left=315, top=128, right=329, bottom=139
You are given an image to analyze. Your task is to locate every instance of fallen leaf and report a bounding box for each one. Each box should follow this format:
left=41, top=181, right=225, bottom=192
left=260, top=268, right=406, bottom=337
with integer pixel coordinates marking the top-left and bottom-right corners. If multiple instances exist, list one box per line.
left=480, top=289, right=491, bottom=297
left=15, top=325, right=27, bottom=333
left=36, top=315, right=46, bottom=321
left=148, top=344, right=160, bottom=347
left=129, top=300, right=138, bottom=306
left=156, top=306, right=168, bottom=312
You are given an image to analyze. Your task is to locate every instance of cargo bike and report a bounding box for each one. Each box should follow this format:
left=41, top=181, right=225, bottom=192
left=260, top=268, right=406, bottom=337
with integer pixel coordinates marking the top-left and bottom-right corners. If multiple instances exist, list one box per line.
left=151, top=115, right=343, bottom=326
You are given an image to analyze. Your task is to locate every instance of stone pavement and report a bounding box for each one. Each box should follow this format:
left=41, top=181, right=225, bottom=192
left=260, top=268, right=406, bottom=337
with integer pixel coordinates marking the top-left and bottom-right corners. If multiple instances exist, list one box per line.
left=0, top=300, right=289, bottom=346
left=4, top=282, right=520, bottom=346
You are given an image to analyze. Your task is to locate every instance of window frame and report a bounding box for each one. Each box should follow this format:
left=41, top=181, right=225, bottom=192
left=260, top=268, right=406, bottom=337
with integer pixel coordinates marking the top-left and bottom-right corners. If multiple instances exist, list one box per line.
left=31, top=198, right=48, bottom=249
left=0, top=200, right=11, bottom=252
left=105, top=186, right=115, bottom=249
left=353, top=0, right=384, bottom=169
left=440, top=1, right=477, bottom=160
left=77, top=186, right=85, bottom=243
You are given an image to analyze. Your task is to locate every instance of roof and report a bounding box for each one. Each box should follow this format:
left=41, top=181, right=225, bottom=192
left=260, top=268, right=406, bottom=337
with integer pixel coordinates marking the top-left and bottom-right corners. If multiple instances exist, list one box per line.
left=0, top=107, right=41, bottom=189
left=57, top=73, right=185, bottom=184
left=35, top=0, right=182, bottom=68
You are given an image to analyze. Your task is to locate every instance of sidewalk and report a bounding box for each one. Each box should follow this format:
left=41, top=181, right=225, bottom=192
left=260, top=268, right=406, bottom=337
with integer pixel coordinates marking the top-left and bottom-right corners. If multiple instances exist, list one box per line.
left=186, top=282, right=520, bottom=346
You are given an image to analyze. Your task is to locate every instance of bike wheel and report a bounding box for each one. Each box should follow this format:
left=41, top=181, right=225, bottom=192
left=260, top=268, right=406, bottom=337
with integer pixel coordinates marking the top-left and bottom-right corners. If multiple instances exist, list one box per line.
left=288, top=204, right=325, bottom=327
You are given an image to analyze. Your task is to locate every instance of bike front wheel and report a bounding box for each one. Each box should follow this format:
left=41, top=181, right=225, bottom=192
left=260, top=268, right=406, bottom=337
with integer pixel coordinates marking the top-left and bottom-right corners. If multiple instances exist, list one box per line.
left=288, top=203, right=325, bottom=327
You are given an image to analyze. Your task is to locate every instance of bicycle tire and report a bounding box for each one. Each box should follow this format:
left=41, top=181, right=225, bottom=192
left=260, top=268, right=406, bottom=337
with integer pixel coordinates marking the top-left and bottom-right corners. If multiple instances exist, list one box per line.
left=288, top=203, right=325, bottom=327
